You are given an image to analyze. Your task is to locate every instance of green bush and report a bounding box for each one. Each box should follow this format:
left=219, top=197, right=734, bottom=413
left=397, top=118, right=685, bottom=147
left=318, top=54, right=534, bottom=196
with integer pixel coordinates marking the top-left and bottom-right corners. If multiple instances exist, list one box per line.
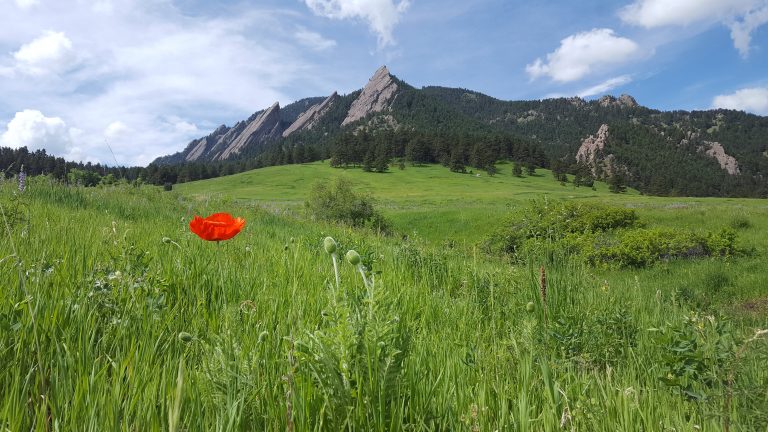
left=305, top=177, right=391, bottom=232
left=585, top=228, right=738, bottom=268
left=485, top=199, right=638, bottom=254
left=487, top=199, right=740, bottom=268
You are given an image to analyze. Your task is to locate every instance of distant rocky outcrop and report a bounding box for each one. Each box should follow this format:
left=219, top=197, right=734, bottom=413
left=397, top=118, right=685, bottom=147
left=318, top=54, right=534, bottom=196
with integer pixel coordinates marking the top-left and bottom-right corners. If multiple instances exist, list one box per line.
left=184, top=124, right=229, bottom=162
left=217, top=102, right=282, bottom=160
left=567, top=96, right=586, bottom=107
left=700, top=141, right=741, bottom=175
left=283, top=92, right=339, bottom=137
left=598, top=94, right=638, bottom=108
left=576, top=124, right=612, bottom=176
left=342, top=66, right=399, bottom=126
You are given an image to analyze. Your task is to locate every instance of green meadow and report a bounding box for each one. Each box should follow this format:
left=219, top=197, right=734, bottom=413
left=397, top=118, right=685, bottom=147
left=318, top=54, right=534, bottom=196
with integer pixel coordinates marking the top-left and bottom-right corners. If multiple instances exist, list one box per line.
left=1, top=163, right=767, bottom=430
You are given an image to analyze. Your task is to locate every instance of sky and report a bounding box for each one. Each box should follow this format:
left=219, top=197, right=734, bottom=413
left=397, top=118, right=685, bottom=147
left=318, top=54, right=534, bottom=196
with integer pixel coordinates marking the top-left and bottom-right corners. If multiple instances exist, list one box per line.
left=1, top=0, right=767, bottom=166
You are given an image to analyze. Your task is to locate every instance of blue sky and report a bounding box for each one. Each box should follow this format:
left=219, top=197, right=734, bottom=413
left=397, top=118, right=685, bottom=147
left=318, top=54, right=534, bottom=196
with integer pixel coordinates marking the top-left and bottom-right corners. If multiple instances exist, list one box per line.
left=1, top=0, right=767, bottom=166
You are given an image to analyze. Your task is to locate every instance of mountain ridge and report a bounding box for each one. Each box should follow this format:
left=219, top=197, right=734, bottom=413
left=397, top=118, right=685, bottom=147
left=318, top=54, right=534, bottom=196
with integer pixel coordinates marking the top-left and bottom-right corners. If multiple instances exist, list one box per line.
left=153, top=66, right=768, bottom=197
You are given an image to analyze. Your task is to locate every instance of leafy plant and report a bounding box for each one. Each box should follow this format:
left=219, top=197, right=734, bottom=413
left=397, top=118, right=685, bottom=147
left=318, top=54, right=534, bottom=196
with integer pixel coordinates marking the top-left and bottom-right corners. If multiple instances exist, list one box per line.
left=305, top=177, right=390, bottom=233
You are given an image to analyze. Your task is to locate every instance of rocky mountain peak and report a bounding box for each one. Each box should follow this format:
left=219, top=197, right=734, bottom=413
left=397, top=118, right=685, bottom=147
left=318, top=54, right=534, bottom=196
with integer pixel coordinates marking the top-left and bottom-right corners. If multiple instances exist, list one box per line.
left=598, top=94, right=638, bottom=109
left=341, top=65, right=399, bottom=126
left=283, top=92, right=339, bottom=137
left=618, top=94, right=638, bottom=108
left=216, top=102, right=281, bottom=160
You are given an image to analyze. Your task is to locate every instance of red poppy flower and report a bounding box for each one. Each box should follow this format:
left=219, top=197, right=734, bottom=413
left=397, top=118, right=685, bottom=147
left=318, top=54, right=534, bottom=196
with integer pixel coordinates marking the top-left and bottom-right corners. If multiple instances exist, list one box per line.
left=189, top=213, right=246, bottom=241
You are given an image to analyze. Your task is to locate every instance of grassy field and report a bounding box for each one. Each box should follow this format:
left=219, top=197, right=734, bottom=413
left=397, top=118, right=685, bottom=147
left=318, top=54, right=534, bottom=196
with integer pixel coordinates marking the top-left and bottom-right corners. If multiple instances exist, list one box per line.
left=176, top=161, right=768, bottom=247
left=1, top=166, right=767, bottom=430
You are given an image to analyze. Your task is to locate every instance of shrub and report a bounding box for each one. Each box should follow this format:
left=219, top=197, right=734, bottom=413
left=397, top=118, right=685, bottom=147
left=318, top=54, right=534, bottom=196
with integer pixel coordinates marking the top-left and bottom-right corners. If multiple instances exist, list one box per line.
left=486, top=199, right=740, bottom=268
left=585, top=228, right=738, bottom=268
left=728, top=214, right=752, bottom=230
left=305, top=177, right=390, bottom=232
left=485, top=200, right=638, bottom=254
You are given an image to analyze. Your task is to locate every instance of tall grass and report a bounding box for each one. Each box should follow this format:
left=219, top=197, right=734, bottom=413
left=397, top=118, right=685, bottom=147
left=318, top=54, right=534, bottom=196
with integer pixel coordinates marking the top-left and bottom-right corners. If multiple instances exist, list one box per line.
left=0, top=177, right=766, bottom=430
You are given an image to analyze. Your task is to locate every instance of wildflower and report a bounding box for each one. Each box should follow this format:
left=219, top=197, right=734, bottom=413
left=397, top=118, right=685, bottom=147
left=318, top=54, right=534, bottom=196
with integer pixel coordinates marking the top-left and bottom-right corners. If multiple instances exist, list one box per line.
left=18, top=165, right=26, bottom=193
left=189, top=212, right=245, bottom=241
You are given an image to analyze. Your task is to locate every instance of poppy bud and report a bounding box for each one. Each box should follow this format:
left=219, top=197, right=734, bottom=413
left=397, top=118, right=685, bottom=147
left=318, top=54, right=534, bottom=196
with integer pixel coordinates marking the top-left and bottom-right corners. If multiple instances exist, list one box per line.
left=323, top=237, right=337, bottom=254
left=258, top=331, right=269, bottom=343
left=346, top=250, right=361, bottom=266
left=162, top=237, right=172, bottom=244
left=178, top=332, right=194, bottom=343
left=525, top=302, right=535, bottom=313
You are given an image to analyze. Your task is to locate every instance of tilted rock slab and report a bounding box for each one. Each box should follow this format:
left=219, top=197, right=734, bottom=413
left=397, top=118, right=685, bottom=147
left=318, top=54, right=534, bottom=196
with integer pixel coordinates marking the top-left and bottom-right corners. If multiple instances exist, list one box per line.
left=283, top=92, right=339, bottom=137
left=342, top=66, right=398, bottom=126
left=217, top=102, right=282, bottom=160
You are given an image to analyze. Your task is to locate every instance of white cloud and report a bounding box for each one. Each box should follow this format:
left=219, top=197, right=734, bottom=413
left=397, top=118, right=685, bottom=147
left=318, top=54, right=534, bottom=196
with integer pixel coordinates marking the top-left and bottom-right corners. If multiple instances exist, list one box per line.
left=0, top=2, right=344, bottom=166
left=526, top=29, right=640, bottom=83
left=13, top=30, right=78, bottom=75
left=104, top=121, right=129, bottom=140
left=620, top=0, right=768, bottom=57
left=304, top=0, right=410, bottom=46
left=14, top=0, right=39, bottom=9
left=0, top=109, right=74, bottom=156
left=295, top=28, right=337, bottom=51
left=729, top=6, right=768, bottom=57
left=712, top=87, right=768, bottom=115
left=577, top=75, right=633, bottom=98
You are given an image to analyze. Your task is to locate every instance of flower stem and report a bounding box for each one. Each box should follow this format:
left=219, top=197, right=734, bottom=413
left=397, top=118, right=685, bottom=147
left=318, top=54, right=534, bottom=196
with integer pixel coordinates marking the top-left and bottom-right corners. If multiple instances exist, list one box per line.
left=331, top=253, right=340, bottom=290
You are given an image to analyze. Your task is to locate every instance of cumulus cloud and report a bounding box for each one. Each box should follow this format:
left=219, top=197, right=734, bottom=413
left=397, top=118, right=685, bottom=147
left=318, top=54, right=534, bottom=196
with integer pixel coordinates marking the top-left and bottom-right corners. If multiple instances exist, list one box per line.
left=304, top=0, right=410, bottom=46
left=0, top=109, right=74, bottom=156
left=712, top=87, right=768, bottom=115
left=13, top=31, right=78, bottom=76
left=295, top=28, right=337, bottom=51
left=0, top=2, right=341, bottom=166
left=577, top=75, right=633, bottom=98
left=526, top=29, right=640, bottom=83
left=620, top=0, right=768, bottom=57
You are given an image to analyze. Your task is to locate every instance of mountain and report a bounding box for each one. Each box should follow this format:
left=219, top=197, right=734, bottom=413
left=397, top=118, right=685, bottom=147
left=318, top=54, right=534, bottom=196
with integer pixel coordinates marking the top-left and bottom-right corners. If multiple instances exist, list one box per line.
left=154, top=66, right=768, bottom=197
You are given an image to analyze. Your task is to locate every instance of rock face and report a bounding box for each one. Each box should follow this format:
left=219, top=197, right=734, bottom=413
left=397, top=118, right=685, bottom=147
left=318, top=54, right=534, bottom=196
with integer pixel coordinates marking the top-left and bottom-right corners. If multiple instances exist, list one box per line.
left=576, top=124, right=609, bottom=172
left=342, top=66, right=399, bottom=126
left=217, top=102, right=282, bottom=160
left=575, top=124, right=621, bottom=177
left=701, top=141, right=741, bottom=175
left=598, top=94, right=638, bottom=108
left=184, top=124, right=230, bottom=162
left=283, top=92, right=338, bottom=137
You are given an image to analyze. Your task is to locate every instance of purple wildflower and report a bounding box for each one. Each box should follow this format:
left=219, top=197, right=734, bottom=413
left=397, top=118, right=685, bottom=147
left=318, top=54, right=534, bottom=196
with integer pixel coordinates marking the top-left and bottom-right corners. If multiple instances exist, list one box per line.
left=18, top=165, right=26, bottom=193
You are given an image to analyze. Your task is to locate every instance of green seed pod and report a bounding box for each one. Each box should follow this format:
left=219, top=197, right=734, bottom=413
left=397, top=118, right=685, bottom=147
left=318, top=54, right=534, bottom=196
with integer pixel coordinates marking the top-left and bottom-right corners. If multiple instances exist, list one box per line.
left=525, top=302, right=535, bottom=313
left=323, top=236, right=337, bottom=254
left=178, top=332, right=194, bottom=343
left=346, top=250, right=361, bottom=266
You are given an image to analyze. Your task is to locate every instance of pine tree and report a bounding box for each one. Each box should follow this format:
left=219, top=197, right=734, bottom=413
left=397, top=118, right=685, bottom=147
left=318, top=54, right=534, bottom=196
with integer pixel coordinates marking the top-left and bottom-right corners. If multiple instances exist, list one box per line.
left=363, top=149, right=375, bottom=172
left=512, top=161, right=523, bottom=177
left=608, top=172, right=627, bottom=193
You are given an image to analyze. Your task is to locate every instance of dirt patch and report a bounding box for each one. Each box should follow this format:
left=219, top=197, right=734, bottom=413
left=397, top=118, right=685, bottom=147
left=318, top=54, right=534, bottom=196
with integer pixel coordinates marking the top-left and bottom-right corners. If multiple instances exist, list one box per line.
left=739, top=297, right=768, bottom=315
